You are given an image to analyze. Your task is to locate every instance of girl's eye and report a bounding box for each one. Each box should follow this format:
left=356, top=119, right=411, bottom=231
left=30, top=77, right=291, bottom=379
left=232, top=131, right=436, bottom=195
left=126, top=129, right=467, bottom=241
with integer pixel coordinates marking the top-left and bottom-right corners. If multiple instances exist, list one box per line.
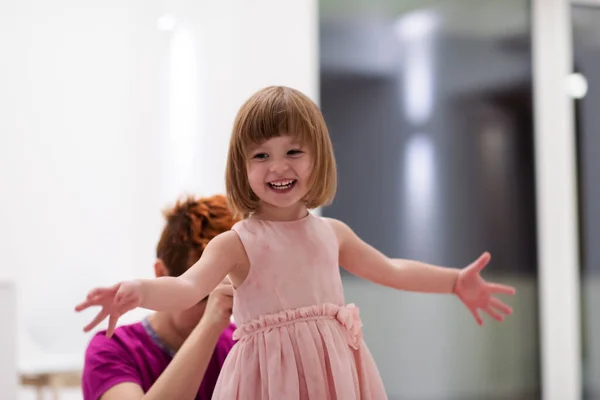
left=288, top=149, right=303, bottom=156
left=252, top=153, right=268, bottom=160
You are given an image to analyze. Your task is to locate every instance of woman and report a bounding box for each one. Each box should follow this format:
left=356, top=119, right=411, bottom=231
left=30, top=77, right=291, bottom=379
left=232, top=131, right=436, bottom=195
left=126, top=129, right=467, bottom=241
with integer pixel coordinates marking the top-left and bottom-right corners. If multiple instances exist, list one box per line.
left=82, top=194, right=238, bottom=400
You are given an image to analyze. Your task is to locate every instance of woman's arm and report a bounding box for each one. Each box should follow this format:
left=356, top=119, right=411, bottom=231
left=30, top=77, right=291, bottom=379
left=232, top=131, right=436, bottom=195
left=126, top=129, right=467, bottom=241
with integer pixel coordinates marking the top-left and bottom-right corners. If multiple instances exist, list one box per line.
left=100, top=319, right=224, bottom=400
left=327, top=218, right=458, bottom=293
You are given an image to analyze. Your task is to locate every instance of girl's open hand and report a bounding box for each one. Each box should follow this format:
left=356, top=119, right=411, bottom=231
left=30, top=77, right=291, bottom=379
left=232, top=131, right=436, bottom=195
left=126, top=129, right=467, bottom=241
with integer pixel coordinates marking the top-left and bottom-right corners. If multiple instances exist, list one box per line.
left=75, top=280, right=144, bottom=338
left=454, top=252, right=516, bottom=326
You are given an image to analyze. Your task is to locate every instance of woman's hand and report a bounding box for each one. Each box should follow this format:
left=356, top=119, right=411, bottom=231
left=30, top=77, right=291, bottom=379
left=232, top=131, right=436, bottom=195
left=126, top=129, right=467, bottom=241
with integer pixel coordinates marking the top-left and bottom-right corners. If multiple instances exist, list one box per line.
left=200, top=279, right=234, bottom=331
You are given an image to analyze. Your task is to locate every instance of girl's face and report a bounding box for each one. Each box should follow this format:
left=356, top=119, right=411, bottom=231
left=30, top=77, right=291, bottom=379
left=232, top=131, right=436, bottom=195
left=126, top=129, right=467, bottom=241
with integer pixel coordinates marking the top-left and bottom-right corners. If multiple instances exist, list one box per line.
left=246, top=135, right=313, bottom=219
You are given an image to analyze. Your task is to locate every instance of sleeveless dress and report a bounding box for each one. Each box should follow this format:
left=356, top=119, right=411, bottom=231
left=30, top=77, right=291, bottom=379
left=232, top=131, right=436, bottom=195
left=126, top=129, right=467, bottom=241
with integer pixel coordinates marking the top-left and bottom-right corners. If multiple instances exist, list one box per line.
left=211, top=213, right=387, bottom=399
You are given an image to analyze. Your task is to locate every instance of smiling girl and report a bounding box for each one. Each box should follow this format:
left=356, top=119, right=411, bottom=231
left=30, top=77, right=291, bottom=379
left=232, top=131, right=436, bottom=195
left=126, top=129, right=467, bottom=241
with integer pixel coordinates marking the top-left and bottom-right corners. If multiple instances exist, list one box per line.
left=76, top=86, right=516, bottom=399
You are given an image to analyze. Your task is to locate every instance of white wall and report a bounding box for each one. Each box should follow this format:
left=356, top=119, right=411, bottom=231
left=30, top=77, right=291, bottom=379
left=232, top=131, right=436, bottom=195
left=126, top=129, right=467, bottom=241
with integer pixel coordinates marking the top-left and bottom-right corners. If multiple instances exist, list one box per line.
left=0, top=1, right=317, bottom=398
left=0, top=282, right=17, bottom=400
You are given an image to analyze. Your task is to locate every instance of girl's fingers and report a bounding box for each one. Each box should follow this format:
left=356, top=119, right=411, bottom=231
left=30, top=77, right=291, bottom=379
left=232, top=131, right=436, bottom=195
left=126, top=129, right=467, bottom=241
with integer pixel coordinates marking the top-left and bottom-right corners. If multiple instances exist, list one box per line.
left=490, top=297, right=513, bottom=315
left=488, top=283, right=516, bottom=295
left=469, top=306, right=484, bottom=326
left=74, top=300, right=92, bottom=312
left=83, top=309, right=109, bottom=332
left=483, top=306, right=504, bottom=322
left=467, top=252, right=491, bottom=274
left=106, top=313, right=120, bottom=338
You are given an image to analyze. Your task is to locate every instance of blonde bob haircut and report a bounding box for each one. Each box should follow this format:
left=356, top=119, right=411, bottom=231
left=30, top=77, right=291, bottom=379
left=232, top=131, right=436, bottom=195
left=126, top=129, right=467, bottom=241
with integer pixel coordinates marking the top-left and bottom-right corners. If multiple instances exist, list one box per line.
left=225, top=86, right=337, bottom=218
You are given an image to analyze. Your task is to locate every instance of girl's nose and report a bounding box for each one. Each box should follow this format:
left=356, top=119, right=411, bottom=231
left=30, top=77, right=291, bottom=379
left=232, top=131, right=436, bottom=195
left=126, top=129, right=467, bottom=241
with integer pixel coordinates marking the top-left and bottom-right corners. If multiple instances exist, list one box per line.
left=269, top=159, right=290, bottom=174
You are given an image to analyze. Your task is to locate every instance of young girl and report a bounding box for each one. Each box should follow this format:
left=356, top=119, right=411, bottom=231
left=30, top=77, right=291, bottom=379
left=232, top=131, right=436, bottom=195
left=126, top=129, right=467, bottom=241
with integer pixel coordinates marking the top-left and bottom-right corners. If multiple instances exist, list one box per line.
left=76, top=86, right=516, bottom=399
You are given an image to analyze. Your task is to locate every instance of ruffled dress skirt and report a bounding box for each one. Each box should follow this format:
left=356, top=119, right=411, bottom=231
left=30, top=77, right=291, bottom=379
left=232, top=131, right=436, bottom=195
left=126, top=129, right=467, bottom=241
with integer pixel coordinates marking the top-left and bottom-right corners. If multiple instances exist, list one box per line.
left=211, top=303, right=388, bottom=399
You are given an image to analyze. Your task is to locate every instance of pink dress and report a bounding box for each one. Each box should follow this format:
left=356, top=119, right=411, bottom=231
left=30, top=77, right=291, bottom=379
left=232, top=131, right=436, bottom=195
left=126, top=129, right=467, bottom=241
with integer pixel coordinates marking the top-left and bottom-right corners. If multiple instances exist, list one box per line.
left=211, top=213, right=387, bottom=399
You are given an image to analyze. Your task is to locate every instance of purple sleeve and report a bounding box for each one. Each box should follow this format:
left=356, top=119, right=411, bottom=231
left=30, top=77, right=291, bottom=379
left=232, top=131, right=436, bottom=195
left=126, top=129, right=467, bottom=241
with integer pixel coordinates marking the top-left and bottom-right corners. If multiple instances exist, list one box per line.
left=82, top=334, right=143, bottom=400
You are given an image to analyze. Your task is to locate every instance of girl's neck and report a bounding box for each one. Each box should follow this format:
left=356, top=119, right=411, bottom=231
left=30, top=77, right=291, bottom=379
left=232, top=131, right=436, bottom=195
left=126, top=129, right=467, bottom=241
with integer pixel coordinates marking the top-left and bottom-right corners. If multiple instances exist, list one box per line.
left=254, top=202, right=309, bottom=222
left=146, top=312, right=188, bottom=352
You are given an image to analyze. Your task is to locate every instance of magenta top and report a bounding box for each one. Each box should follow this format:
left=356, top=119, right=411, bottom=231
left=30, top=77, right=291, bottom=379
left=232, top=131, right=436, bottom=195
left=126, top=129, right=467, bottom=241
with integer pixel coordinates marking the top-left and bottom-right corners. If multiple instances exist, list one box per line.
left=82, top=318, right=236, bottom=400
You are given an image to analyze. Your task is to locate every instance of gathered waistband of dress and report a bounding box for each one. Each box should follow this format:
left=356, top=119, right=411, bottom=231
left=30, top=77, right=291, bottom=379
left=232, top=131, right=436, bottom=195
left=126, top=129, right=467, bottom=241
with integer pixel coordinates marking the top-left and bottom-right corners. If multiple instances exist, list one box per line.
left=232, top=302, right=364, bottom=350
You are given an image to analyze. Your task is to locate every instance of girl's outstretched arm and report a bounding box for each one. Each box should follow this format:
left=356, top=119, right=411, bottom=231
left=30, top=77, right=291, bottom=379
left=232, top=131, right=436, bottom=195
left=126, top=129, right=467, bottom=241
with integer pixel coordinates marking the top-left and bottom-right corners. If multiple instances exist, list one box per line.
left=327, top=218, right=458, bottom=293
left=138, top=230, right=246, bottom=311
left=76, top=230, right=247, bottom=336
left=326, top=218, right=515, bottom=325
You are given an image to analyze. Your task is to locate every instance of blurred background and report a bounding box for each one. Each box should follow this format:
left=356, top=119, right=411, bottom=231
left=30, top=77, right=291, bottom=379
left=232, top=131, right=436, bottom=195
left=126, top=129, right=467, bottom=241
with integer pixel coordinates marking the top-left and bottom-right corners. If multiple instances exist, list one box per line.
left=0, top=0, right=595, bottom=399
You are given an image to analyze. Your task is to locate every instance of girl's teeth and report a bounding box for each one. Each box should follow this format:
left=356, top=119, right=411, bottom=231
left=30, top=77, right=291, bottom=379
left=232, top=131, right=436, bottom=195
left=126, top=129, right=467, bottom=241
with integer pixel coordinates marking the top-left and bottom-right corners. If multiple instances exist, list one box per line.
left=269, top=180, right=295, bottom=190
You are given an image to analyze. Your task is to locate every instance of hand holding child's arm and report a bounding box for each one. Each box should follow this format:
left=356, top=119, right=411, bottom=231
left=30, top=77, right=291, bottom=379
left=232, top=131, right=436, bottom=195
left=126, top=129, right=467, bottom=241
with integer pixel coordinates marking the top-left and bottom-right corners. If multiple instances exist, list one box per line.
left=328, top=218, right=515, bottom=325
left=75, top=230, right=244, bottom=337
